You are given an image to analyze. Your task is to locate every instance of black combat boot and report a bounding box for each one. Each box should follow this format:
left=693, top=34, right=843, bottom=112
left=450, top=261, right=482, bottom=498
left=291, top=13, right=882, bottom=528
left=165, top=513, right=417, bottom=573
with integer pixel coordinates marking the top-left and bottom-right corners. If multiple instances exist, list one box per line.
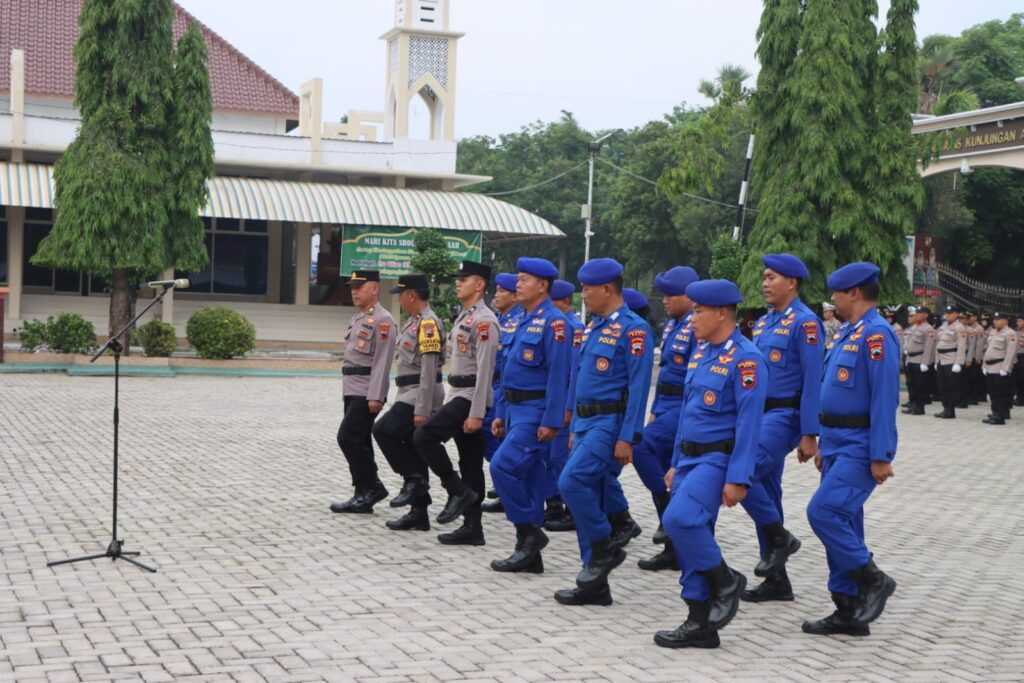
left=331, top=480, right=388, bottom=513
left=653, top=599, right=720, bottom=649
left=576, top=536, right=627, bottom=588
left=933, top=408, right=955, bottom=419
left=638, top=540, right=679, bottom=571
left=490, top=524, right=548, bottom=573
left=438, top=510, right=485, bottom=546
left=754, top=523, right=801, bottom=577
left=553, top=582, right=613, bottom=606
left=486, top=488, right=499, bottom=499
left=802, top=592, right=870, bottom=636
left=652, top=491, right=671, bottom=544
left=983, top=415, right=1006, bottom=425
left=389, top=475, right=428, bottom=508
left=385, top=506, right=429, bottom=531
left=436, top=476, right=479, bottom=524
left=849, top=559, right=897, bottom=625
left=703, top=561, right=747, bottom=630
left=329, top=486, right=366, bottom=513
left=544, top=508, right=576, bottom=532
left=741, top=569, right=794, bottom=602
left=481, top=497, right=505, bottom=513
left=608, top=509, right=642, bottom=550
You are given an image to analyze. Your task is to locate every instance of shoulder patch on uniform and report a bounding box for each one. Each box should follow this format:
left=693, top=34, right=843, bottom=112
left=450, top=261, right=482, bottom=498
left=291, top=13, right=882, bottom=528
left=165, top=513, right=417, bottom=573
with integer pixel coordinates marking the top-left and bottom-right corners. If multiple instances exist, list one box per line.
left=551, top=319, right=566, bottom=343
left=802, top=320, right=819, bottom=346
left=867, top=332, right=885, bottom=361
left=628, top=329, right=647, bottom=356
left=418, top=319, right=441, bottom=354
left=738, top=359, right=758, bottom=389
left=378, top=321, right=391, bottom=340
left=476, top=321, right=491, bottom=342
left=573, top=328, right=584, bottom=348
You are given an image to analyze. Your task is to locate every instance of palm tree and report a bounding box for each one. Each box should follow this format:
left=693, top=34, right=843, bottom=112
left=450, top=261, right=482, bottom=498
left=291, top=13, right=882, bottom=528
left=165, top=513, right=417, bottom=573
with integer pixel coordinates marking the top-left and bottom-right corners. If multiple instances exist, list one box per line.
left=699, top=64, right=752, bottom=105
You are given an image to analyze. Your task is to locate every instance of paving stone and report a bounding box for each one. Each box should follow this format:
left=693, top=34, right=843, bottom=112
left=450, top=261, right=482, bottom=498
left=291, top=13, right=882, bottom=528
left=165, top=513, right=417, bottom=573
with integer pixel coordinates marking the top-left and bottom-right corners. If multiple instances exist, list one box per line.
left=2, top=374, right=1021, bottom=681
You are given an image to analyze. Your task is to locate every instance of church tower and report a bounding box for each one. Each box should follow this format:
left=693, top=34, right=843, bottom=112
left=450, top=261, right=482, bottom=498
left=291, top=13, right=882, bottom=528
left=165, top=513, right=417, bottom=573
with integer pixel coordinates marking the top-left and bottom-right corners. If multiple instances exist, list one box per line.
left=382, top=0, right=463, bottom=141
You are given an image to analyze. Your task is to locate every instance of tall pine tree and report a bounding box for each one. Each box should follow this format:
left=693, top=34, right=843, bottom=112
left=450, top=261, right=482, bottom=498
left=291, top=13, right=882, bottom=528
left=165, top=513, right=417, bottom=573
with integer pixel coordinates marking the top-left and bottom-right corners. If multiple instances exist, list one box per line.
left=33, top=0, right=213, bottom=349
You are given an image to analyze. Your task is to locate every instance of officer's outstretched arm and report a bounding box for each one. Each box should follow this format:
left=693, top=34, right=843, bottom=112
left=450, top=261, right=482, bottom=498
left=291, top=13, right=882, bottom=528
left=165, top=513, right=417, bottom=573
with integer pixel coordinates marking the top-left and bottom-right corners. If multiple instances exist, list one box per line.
left=866, top=328, right=899, bottom=464
left=726, top=356, right=767, bottom=486
left=540, top=318, right=571, bottom=430
left=619, top=323, right=654, bottom=444
left=797, top=316, right=824, bottom=437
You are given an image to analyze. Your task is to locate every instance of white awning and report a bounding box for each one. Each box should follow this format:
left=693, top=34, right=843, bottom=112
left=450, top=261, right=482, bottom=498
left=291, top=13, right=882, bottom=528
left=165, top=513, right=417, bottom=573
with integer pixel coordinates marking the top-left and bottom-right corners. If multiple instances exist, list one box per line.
left=0, top=162, right=564, bottom=241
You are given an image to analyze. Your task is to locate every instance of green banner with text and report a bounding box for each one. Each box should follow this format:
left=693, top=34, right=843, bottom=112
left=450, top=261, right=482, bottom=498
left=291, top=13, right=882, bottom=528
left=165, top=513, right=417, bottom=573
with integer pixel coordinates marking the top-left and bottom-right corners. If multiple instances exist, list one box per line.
left=340, top=226, right=482, bottom=279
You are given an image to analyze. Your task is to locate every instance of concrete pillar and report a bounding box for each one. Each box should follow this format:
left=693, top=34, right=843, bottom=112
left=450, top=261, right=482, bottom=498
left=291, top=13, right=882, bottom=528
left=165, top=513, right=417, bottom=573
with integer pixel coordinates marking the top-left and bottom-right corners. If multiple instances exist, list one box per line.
left=299, top=79, right=323, bottom=166
left=295, top=222, right=312, bottom=306
left=6, top=207, right=24, bottom=322
left=267, top=220, right=282, bottom=303
left=160, top=268, right=174, bottom=324
left=10, top=49, right=25, bottom=163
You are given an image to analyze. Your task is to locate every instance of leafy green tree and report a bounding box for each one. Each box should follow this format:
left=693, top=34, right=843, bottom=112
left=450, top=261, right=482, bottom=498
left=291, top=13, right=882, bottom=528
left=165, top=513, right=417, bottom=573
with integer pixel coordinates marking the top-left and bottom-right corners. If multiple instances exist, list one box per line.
left=410, top=229, right=460, bottom=320
left=31, top=1, right=213, bottom=351
left=708, top=231, right=747, bottom=281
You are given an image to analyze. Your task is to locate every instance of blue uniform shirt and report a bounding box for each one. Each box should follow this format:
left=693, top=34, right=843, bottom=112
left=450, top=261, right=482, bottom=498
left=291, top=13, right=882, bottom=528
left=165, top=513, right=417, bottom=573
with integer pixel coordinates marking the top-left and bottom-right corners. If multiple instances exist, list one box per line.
left=562, top=309, right=587, bottom=414
left=819, top=307, right=900, bottom=464
left=499, top=298, right=571, bottom=429
left=675, top=328, right=767, bottom=486
left=569, top=304, right=654, bottom=444
left=651, top=312, right=696, bottom=415
left=751, top=298, right=824, bottom=435
left=491, top=305, right=525, bottom=419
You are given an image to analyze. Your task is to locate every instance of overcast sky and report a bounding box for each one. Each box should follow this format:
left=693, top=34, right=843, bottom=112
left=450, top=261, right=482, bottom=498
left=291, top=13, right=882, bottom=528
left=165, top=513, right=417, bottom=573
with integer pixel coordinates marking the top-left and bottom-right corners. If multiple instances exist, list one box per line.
left=176, top=0, right=1022, bottom=139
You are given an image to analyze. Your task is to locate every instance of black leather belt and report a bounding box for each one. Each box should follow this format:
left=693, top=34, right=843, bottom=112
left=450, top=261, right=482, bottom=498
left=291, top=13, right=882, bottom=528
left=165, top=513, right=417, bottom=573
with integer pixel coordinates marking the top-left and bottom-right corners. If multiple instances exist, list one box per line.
left=819, top=413, right=870, bottom=428
left=985, top=358, right=1004, bottom=366
left=765, top=395, right=801, bottom=411
left=448, top=374, right=477, bottom=388
left=937, top=347, right=957, bottom=353
left=396, top=373, right=442, bottom=387
left=342, top=366, right=371, bottom=376
left=907, top=352, right=923, bottom=358
left=656, top=383, right=685, bottom=397
left=576, top=400, right=627, bottom=418
left=505, top=388, right=546, bottom=403
left=680, top=440, right=734, bottom=457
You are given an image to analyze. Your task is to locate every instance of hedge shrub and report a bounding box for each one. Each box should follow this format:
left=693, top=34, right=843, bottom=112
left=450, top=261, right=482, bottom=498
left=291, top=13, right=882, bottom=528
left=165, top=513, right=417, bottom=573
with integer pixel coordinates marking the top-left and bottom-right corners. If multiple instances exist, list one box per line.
left=186, top=307, right=256, bottom=359
left=136, top=320, right=178, bottom=357
left=18, top=313, right=98, bottom=353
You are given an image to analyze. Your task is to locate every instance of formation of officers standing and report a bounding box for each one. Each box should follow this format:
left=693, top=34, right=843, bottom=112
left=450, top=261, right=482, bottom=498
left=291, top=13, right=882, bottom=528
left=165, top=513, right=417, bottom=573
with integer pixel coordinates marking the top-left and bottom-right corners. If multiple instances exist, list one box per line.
left=330, top=254, right=903, bottom=649
left=901, top=305, right=1020, bottom=424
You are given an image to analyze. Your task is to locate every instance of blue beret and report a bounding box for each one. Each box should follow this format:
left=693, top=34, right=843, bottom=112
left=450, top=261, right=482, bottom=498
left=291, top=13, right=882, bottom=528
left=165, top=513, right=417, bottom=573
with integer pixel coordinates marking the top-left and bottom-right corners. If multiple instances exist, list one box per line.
left=826, top=262, right=880, bottom=291
left=623, top=288, right=648, bottom=311
left=654, top=266, right=699, bottom=296
left=762, top=253, right=809, bottom=279
left=685, top=279, right=743, bottom=306
left=516, top=257, right=559, bottom=279
left=577, top=258, right=624, bottom=286
left=495, top=272, right=518, bottom=292
left=551, top=279, right=575, bottom=300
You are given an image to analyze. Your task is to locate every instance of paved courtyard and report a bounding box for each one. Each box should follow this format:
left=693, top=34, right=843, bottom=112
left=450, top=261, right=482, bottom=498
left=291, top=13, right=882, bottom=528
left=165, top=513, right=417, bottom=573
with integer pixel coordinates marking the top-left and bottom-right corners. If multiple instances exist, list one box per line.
left=1, top=373, right=1023, bottom=682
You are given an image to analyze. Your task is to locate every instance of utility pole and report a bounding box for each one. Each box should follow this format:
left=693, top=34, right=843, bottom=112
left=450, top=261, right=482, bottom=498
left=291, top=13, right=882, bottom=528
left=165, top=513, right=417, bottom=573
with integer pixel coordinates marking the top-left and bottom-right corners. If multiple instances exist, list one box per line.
left=732, top=133, right=755, bottom=241
left=581, top=129, right=622, bottom=317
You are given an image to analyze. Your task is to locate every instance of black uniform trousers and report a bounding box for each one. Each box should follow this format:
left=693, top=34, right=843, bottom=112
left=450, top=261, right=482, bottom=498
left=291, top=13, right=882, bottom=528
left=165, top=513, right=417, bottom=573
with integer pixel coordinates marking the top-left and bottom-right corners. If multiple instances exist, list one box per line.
left=372, top=401, right=432, bottom=506
left=1016, top=355, right=1024, bottom=404
left=413, top=397, right=485, bottom=512
left=936, top=364, right=960, bottom=410
left=987, top=372, right=1014, bottom=419
left=337, top=396, right=380, bottom=489
left=905, top=362, right=929, bottom=407
left=971, top=364, right=987, bottom=402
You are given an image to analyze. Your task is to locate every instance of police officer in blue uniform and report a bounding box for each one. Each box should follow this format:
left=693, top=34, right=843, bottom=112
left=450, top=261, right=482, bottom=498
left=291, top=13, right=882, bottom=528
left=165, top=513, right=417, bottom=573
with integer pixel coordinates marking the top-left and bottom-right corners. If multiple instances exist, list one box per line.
left=481, top=272, right=525, bottom=514
left=554, top=258, right=654, bottom=606
left=740, top=254, right=823, bottom=602
left=623, top=288, right=651, bottom=322
left=802, top=262, right=898, bottom=637
left=489, top=258, right=571, bottom=573
left=633, top=267, right=699, bottom=573
left=654, top=279, right=766, bottom=649
left=543, top=278, right=586, bottom=532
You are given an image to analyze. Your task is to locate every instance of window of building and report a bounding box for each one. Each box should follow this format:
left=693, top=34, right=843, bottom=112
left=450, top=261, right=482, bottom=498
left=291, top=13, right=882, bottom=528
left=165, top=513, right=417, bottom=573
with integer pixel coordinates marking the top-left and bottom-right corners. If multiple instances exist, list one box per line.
left=177, top=217, right=268, bottom=296
left=1, top=206, right=7, bottom=284
left=20, top=208, right=100, bottom=294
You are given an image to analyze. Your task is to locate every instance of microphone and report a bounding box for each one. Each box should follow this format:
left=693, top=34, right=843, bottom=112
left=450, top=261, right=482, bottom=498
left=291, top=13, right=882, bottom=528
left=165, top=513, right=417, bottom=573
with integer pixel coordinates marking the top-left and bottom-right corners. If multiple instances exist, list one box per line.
left=146, top=279, right=190, bottom=289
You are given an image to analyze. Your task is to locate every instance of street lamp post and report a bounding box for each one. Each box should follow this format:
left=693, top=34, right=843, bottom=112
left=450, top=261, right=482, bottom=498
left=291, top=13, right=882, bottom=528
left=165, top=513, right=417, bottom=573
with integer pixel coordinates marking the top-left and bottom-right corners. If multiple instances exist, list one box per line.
left=581, top=129, right=622, bottom=317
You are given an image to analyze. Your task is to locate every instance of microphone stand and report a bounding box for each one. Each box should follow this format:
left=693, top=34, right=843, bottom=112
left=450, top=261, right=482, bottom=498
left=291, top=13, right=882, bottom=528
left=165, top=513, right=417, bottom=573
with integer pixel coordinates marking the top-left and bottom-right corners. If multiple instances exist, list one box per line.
left=47, top=285, right=175, bottom=573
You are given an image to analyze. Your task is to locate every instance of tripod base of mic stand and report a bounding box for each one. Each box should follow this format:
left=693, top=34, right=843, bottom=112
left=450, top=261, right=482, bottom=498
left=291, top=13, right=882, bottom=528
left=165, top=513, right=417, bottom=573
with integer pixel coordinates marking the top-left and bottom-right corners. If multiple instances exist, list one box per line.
left=48, top=539, right=157, bottom=573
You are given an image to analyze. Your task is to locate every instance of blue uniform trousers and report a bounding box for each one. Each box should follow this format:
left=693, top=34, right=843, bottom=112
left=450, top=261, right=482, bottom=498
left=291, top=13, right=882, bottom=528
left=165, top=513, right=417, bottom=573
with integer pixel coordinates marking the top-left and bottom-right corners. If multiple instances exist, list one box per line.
left=489, top=405, right=547, bottom=526
left=483, top=403, right=501, bottom=462
left=558, top=422, right=629, bottom=564
left=806, top=455, right=875, bottom=597
left=544, top=428, right=571, bottom=500
left=663, top=456, right=731, bottom=601
left=632, top=406, right=680, bottom=496
left=739, top=409, right=801, bottom=556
